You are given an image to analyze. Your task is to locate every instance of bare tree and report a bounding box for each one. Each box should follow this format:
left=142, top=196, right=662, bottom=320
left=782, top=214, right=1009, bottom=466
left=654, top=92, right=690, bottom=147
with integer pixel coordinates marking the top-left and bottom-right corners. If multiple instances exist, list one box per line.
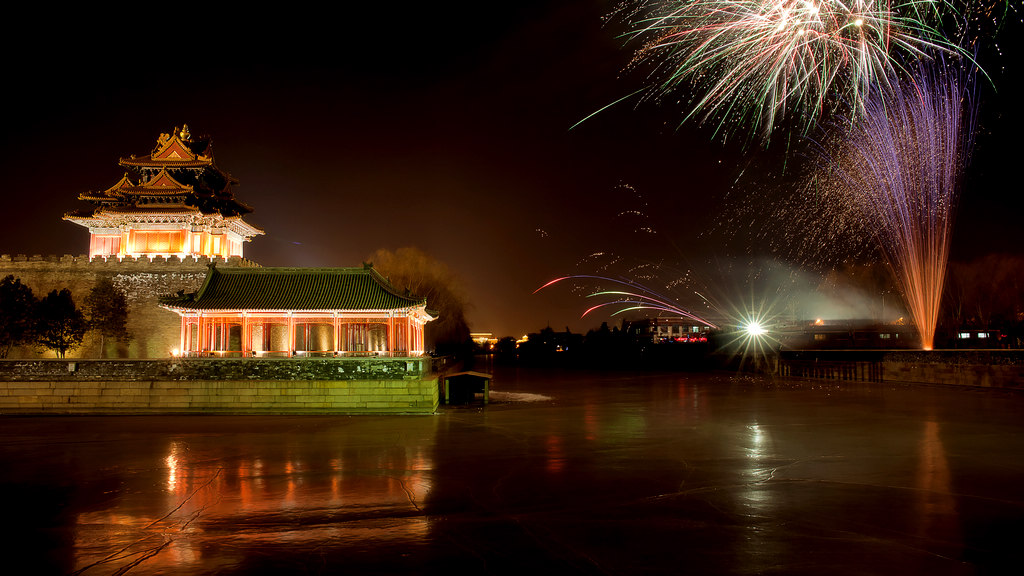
left=366, top=247, right=471, bottom=355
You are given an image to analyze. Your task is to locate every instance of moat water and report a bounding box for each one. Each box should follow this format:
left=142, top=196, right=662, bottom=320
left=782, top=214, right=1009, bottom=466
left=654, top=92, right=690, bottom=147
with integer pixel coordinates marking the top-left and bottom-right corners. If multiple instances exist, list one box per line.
left=3, top=367, right=1023, bottom=575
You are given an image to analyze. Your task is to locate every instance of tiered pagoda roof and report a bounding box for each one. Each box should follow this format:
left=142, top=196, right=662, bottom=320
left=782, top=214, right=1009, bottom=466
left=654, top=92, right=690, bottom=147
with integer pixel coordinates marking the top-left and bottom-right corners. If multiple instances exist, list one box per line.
left=64, top=125, right=258, bottom=224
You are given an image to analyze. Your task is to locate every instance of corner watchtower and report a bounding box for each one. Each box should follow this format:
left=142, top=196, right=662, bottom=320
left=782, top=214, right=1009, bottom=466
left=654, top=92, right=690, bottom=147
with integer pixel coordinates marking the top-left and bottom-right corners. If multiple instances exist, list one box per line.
left=64, top=125, right=263, bottom=260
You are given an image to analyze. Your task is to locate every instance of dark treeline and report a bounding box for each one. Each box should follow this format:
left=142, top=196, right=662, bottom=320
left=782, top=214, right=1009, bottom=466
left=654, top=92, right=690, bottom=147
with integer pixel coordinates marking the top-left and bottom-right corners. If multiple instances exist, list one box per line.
left=0, top=275, right=128, bottom=359
left=488, top=322, right=716, bottom=370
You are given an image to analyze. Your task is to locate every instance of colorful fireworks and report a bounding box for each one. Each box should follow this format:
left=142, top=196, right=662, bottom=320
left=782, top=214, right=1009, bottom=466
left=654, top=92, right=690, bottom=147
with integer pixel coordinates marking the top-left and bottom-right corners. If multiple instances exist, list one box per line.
left=616, top=0, right=960, bottom=141
left=534, top=261, right=805, bottom=370
left=820, top=58, right=977, bottom=349
left=535, top=275, right=721, bottom=329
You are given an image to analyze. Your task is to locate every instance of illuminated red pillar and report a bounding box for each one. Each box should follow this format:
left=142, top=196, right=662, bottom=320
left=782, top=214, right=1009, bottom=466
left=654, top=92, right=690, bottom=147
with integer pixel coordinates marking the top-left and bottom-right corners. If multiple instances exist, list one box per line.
left=333, top=314, right=340, bottom=354
left=405, top=319, right=410, bottom=354
left=387, top=316, right=394, bottom=354
left=242, top=313, right=249, bottom=356
left=288, top=314, right=295, bottom=357
left=198, top=313, right=206, bottom=355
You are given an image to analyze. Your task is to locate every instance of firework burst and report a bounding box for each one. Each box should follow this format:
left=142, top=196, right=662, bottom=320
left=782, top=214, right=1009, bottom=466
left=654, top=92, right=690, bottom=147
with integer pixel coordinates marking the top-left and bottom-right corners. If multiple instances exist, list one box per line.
left=819, top=57, right=977, bottom=349
left=616, top=0, right=961, bottom=142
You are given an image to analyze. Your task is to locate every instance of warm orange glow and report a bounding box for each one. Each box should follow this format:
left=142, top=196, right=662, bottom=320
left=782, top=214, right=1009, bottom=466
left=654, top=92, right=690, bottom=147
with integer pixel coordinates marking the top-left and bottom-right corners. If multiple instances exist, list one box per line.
left=89, top=235, right=121, bottom=258
left=130, top=230, right=185, bottom=253
left=176, top=311, right=428, bottom=357
left=545, top=435, right=565, bottom=474
left=86, top=228, right=245, bottom=260
left=915, top=420, right=958, bottom=541
left=73, top=442, right=434, bottom=574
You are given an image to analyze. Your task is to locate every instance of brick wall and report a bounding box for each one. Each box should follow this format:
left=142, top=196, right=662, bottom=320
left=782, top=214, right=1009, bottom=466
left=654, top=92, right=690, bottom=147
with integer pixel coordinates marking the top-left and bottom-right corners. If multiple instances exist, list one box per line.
left=0, top=254, right=257, bottom=359
left=0, top=358, right=438, bottom=414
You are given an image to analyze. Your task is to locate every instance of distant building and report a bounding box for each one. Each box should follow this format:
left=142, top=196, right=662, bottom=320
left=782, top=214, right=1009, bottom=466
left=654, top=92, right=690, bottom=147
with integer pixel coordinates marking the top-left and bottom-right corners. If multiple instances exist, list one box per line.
left=471, top=332, right=498, bottom=351
left=161, top=264, right=435, bottom=358
left=952, top=329, right=1003, bottom=349
left=779, top=319, right=917, bottom=350
left=622, top=317, right=711, bottom=344
left=64, top=125, right=263, bottom=260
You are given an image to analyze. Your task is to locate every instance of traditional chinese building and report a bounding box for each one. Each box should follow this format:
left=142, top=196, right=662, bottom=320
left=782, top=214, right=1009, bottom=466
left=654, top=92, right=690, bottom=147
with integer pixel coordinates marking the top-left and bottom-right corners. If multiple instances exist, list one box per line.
left=161, top=264, right=435, bottom=357
left=64, top=125, right=263, bottom=259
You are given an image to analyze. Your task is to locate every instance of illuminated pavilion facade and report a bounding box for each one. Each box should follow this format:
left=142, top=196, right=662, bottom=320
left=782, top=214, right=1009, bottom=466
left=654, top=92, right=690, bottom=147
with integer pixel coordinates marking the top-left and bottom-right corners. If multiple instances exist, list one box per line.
left=64, top=125, right=263, bottom=259
left=161, top=265, right=435, bottom=357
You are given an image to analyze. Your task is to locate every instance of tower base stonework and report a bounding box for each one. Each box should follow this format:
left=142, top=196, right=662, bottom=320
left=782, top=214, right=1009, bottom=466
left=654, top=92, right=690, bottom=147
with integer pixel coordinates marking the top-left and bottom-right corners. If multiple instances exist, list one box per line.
left=0, top=254, right=258, bottom=359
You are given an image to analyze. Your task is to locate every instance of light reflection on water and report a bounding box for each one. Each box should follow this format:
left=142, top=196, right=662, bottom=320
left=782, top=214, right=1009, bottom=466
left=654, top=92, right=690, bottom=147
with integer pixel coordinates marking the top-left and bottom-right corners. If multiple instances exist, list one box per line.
left=72, top=424, right=437, bottom=575
left=26, top=370, right=1015, bottom=574
left=916, top=420, right=960, bottom=542
left=545, top=434, right=565, bottom=474
left=741, top=422, right=775, bottom=502
left=165, top=441, right=180, bottom=494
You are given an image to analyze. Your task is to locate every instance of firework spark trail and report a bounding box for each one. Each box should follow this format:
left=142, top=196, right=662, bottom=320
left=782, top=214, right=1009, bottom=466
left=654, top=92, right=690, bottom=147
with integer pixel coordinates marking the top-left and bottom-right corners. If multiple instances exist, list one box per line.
left=618, top=0, right=961, bottom=141
left=535, top=276, right=721, bottom=329
left=824, top=57, right=977, bottom=349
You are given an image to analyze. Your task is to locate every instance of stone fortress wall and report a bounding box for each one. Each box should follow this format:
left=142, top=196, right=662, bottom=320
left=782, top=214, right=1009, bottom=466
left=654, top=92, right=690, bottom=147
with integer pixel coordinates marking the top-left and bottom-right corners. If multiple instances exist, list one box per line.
left=0, top=254, right=259, bottom=359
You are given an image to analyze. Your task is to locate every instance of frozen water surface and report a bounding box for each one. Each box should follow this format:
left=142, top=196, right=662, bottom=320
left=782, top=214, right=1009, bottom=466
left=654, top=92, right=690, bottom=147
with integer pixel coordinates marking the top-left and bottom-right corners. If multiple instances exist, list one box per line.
left=2, top=367, right=1023, bottom=575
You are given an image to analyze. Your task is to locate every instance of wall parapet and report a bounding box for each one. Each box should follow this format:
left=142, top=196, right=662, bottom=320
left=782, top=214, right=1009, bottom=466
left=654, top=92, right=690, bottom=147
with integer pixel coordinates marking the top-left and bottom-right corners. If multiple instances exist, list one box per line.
left=0, top=357, right=430, bottom=382
left=0, top=254, right=260, bottom=269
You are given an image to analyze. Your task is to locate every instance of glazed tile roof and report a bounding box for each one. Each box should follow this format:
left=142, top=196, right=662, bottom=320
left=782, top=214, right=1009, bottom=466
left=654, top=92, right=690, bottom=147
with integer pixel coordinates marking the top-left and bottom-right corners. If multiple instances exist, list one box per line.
left=120, top=156, right=212, bottom=168
left=119, top=126, right=216, bottom=169
left=73, top=129, right=251, bottom=219
left=99, top=205, right=202, bottom=215
left=161, top=265, right=428, bottom=311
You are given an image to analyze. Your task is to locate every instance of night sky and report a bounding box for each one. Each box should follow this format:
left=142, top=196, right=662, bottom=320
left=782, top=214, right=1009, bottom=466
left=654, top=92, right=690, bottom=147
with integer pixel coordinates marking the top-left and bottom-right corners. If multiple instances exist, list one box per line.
left=2, top=2, right=1021, bottom=338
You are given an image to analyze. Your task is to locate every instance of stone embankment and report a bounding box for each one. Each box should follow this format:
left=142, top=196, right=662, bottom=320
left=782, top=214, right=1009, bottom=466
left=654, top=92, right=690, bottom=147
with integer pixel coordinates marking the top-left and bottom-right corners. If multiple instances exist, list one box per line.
left=0, top=357, right=438, bottom=415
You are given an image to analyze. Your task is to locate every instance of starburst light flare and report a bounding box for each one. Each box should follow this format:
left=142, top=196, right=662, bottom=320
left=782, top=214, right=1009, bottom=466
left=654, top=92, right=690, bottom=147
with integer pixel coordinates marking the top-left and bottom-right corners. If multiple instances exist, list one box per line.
left=822, top=56, right=977, bottom=350
left=619, top=0, right=959, bottom=141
